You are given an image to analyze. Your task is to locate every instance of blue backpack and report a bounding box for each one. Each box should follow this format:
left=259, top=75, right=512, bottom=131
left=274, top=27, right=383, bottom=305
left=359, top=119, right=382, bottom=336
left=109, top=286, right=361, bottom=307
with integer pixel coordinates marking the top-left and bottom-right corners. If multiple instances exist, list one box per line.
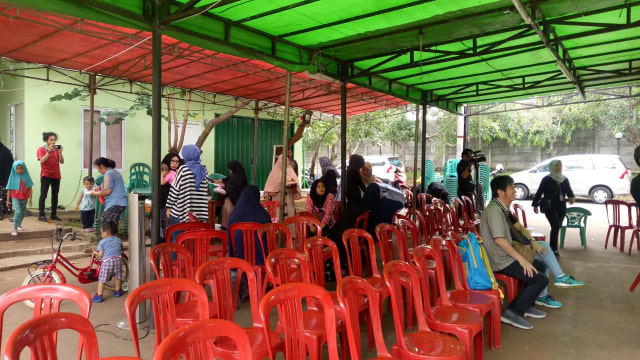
left=458, top=233, right=498, bottom=291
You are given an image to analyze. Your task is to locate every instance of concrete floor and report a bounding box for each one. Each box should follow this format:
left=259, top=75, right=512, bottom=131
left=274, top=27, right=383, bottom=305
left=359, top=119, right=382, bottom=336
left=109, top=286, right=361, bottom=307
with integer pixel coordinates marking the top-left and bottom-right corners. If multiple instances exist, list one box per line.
left=1, top=200, right=639, bottom=359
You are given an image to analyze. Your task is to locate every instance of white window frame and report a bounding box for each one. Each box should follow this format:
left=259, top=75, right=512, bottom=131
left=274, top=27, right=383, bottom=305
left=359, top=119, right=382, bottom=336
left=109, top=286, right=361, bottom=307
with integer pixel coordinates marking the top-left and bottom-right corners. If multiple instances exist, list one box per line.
left=81, top=106, right=126, bottom=171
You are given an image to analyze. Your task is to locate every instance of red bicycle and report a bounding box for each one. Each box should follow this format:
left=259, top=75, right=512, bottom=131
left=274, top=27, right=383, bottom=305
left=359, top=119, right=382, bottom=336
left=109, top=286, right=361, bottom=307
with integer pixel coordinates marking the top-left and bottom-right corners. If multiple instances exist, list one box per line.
left=22, top=228, right=129, bottom=307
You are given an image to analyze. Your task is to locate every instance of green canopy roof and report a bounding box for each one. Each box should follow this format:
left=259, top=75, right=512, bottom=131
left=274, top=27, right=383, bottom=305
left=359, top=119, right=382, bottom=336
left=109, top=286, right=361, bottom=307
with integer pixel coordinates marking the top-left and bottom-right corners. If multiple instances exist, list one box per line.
left=5, top=0, right=640, bottom=113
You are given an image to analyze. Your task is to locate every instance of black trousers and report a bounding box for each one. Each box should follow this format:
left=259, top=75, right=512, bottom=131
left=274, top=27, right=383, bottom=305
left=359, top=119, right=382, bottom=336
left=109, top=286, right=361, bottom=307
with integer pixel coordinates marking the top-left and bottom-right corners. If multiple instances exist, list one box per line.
left=81, top=209, right=95, bottom=229
left=496, top=259, right=548, bottom=316
left=544, top=206, right=566, bottom=251
left=39, top=177, right=60, bottom=217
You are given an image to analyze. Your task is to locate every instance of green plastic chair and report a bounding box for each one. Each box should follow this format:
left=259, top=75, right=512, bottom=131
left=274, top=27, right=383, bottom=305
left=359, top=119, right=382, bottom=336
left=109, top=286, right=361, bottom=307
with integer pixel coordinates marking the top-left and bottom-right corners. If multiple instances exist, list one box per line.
left=128, top=162, right=152, bottom=193
left=208, top=173, right=226, bottom=200
left=560, top=207, right=592, bottom=249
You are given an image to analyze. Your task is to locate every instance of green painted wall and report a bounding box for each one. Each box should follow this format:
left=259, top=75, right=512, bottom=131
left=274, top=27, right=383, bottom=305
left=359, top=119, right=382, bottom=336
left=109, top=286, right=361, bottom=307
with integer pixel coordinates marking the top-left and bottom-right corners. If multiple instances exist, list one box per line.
left=0, top=67, right=288, bottom=210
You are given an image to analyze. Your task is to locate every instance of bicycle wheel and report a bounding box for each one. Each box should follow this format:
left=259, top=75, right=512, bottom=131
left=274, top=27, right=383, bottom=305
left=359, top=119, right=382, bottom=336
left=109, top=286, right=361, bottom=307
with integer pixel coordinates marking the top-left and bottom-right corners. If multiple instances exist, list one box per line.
left=21, top=270, right=63, bottom=308
left=104, top=256, right=129, bottom=292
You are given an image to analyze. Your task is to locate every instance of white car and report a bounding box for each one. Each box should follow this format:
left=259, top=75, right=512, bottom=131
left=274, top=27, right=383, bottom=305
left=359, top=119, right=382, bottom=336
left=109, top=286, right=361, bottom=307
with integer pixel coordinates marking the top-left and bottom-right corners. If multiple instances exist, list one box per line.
left=510, top=154, right=630, bottom=204
left=364, top=155, right=407, bottom=184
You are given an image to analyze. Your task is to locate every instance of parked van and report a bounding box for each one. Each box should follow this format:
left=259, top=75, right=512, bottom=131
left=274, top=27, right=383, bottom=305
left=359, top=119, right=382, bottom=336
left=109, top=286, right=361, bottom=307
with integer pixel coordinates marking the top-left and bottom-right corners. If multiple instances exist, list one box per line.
left=364, top=155, right=407, bottom=184
left=511, top=154, right=630, bottom=203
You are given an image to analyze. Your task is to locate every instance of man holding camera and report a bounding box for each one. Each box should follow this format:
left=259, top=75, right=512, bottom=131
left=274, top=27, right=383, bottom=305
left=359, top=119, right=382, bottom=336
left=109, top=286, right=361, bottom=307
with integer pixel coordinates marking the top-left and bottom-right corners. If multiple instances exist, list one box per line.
left=457, top=148, right=476, bottom=205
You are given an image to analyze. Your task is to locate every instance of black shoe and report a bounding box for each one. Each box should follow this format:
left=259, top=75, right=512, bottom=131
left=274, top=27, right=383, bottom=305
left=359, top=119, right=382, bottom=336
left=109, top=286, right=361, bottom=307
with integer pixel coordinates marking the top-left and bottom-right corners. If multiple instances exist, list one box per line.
left=50, top=216, right=62, bottom=222
left=38, top=215, right=48, bottom=222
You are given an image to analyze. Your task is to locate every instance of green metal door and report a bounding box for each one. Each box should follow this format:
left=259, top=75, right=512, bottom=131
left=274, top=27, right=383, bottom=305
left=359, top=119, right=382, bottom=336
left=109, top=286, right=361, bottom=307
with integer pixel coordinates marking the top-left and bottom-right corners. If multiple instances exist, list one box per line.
left=214, top=115, right=292, bottom=189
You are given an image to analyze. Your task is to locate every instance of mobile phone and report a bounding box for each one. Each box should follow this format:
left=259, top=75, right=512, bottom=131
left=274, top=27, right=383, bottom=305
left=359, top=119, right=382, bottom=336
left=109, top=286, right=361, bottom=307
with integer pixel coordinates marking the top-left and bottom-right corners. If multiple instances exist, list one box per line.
left=55, top=145, right=61, bottom=149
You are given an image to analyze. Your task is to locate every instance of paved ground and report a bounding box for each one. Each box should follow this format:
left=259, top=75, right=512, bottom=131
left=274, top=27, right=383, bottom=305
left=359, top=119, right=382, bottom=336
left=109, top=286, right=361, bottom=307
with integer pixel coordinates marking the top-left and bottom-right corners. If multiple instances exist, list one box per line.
left=1, top=200, right=639, bottom=359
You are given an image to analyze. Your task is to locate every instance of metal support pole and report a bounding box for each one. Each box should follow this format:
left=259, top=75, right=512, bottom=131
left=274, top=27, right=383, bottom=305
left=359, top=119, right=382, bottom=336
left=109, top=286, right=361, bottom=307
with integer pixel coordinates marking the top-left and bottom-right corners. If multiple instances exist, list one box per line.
left=253, top=100, right=259, bottom=185
left=150, top=0, right=162, bottom=260
left=340, top=65, right=347, bottom=212
left=88, top=74, right=96, bottom=177
left=412, top=104, right=419, bottom=219
left=421, top=102, right=427, bottom=193
left=279, top=71, right=291, bottom=222
left=127, top=193, right=146, bottom=323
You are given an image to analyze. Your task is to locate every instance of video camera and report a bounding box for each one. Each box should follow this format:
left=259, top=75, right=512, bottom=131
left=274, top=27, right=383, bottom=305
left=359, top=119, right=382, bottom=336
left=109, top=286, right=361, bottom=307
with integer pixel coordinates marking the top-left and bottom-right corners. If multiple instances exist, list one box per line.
left=470, top=150, right=486, bottom=163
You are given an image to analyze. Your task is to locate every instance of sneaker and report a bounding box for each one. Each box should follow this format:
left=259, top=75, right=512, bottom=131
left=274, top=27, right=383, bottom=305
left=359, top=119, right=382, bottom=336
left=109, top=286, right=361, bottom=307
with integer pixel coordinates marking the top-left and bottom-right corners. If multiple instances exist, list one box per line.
left=535, top=294, right=563, bottom=308
left=10, top=230, right=17, bottom=236
left=554, top=275, right=584, bottom=287
left=17, top=226, right=24, bottom=231
left=114, top=290, right=123, bottom=297
left=501, top=309, right=533, bottom=330
left=50, top=216, right=62, bottom=222
left=91, top=294, right=103, bottom=303
left=524, top=307, right=547, bottom=318
left=38, top=215, right=48, bottom=222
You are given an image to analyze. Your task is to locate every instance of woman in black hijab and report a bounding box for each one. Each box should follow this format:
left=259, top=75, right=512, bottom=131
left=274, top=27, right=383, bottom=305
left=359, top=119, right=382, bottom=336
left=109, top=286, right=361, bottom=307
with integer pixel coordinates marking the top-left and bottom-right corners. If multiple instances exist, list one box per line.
left=221, top=160, right=248, bottom=229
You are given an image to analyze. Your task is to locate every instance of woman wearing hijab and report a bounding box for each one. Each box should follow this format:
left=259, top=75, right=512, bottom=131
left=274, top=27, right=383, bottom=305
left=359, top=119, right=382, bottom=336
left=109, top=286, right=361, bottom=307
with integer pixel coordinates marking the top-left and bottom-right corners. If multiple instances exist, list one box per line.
left=360, top=161, right=377, bottom=186
left=306, top=178, right=336, bottom=235
left=532, top=160, right=575, bottom=256
left=263, top=155, right=301, bottom=219
left=165, top=145, right=209, bottom=224
left=227, top=186, right=271, bottom=265
left=220, top=160, right=248, bottom=229
left=363, top=183, right=403, bottom=241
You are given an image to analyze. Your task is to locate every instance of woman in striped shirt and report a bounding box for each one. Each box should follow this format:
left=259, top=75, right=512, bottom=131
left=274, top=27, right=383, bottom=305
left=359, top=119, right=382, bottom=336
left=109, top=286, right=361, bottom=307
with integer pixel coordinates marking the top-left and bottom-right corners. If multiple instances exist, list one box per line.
left=165, top=145, right=209, bottom=225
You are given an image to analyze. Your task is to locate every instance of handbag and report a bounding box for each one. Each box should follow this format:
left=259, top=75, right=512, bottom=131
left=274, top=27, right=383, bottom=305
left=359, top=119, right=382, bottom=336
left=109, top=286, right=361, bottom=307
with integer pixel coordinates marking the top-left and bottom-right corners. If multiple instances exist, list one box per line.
left=505, top=211, right=535, bottom=264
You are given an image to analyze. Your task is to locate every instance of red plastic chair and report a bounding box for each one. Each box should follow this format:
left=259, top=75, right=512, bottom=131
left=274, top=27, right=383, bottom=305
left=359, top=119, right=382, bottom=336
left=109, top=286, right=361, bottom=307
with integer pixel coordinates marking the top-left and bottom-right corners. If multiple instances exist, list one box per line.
left=512, top=203, right=546, bottom=241
left=229, top=222, right=272, bottom=300
left=337, top=276, right=393, bottom=360
left=282, top=215, right=322, bottom=251
left=125, top=278, right=210, bottom=358
left=375, top=223, right=415, bottom=328
left=417, top=192, right=433, bottom=214
left=403, top=189, right=414, bottom=216
left=382, top=261, right=466, bottom=360
left=165, top=221, right=212, bottom=244
left=342, top=229, right=390, bottom=319
left=195, top=258, right=282, bottom=359
left=259, top=283, right=340, bottom=360
left=265, top=248, right=311, bottom=287
left=444, top=233, right=503, bottom=349
left=395, top=214, right=423, bottom=254
left=453, top=197, right=479, bottom=234
left=414, top=245, right=486, bottom=360
left=3, top=312, right=140, bottom=360
left=296, top=211, right=316, bottom=217
left=631, top=272, right=640, bottom=292
left=333, top=201, right=341, bottom=221
left=150, top=243, right=195, bottom=280
left=355, top=210, right=371, bottom=230
left=414, top=210, right=437, bottom=243
left=0, top=283, right=92, bottom=358
left=304, top=236, right=345, bottom=288
left=262, top=200, right=280, bottom=220
left=605, top=200, right=634, bottom=252
left=176, top=229, right=228, bottom=271
left=153, top=318, right=252, bottom=360
left=259, top=222, right=293, bottom=249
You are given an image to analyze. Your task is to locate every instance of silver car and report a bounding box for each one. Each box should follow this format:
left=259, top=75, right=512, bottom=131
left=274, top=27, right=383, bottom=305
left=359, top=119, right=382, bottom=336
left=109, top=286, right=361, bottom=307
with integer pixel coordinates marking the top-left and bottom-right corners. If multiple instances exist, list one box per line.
left=510, top=154, right=630, bottom=204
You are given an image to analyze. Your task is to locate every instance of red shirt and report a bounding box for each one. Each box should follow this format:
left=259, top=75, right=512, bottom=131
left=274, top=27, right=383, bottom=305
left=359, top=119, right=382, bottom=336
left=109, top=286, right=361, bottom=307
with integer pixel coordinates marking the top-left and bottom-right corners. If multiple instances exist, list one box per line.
left=11, top=179, right=30, bottom=200
left=37, top=146, right=61, bottom=179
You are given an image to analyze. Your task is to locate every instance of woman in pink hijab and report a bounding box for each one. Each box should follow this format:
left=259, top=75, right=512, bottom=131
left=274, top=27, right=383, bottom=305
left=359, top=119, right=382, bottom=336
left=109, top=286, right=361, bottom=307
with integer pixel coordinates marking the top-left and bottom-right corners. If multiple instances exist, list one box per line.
left=263, top=155, right=301, bottom=219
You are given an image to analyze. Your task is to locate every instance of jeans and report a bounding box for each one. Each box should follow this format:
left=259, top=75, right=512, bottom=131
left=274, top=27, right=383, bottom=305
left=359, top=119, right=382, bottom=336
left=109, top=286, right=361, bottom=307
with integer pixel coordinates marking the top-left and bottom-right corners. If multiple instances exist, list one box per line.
left=12, top=198, right=27, bottom=230
left=496, top=259, right=548, bottom=316
left=39, top=176, right=60, bottom=217
left=534, top=240, right=565, bottom=297
left=545, top=206, right=566, bottom=251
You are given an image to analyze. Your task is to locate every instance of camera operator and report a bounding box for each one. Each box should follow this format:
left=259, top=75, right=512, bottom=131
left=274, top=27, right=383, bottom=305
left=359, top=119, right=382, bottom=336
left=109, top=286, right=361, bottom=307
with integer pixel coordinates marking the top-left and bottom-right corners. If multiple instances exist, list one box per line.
left=457, top=148, right=476, bottom=210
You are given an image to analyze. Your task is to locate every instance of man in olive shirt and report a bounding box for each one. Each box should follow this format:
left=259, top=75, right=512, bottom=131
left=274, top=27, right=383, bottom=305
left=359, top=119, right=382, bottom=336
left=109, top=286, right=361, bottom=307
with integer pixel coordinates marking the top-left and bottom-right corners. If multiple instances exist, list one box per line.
left=480, top=175, right=550, bottom=330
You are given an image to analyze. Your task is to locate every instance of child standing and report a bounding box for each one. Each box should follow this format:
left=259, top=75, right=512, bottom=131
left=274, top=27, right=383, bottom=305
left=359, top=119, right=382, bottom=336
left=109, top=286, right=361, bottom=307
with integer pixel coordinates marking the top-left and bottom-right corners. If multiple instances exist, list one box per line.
left=76, top=176, right=96, bottom=233
left=6, top=161, right=33, bottom=236
left=91, top=221, right=124, bottom=303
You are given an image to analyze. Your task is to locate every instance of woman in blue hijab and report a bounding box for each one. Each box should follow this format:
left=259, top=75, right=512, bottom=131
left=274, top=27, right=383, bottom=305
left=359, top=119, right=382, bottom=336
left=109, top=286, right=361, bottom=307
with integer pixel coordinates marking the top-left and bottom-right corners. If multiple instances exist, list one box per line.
left=227, top=185, right=271, bottom=266
left=166, top=145, right=209, bottom=224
